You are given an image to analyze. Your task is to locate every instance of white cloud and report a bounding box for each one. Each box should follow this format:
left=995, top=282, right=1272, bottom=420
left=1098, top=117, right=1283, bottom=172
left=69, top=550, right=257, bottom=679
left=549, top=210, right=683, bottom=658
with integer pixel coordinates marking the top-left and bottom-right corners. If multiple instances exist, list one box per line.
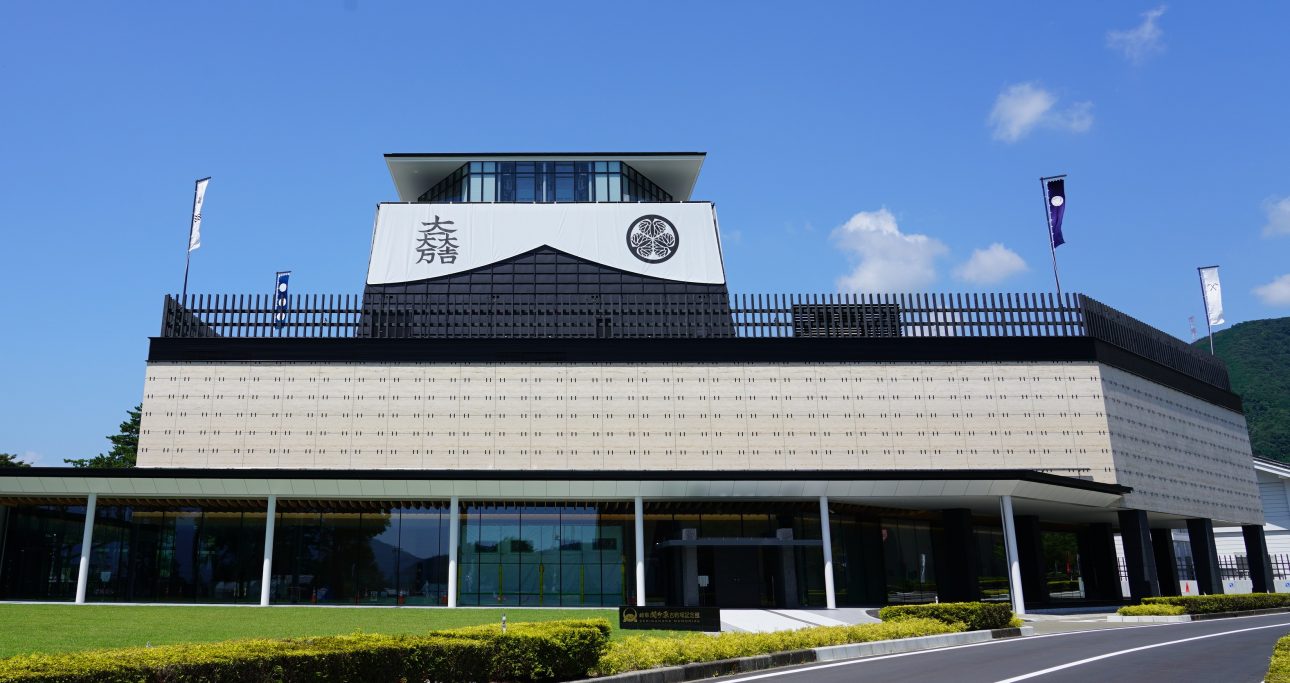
left=1263, top=196, right=1290, bottom=237
left=1254, top=274, right=1290, bottom=307
left=1107, top=6, right=1167, bottom=64
left=832, top=208, right=948, bottom=292
left=988, top=83, right=1094, bottom=143
left=953, top=243, right=1029, bottom=285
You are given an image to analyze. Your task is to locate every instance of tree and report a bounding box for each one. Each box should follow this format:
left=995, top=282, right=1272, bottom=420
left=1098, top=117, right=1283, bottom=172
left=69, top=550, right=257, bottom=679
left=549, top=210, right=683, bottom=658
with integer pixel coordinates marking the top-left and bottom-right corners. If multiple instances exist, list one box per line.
left=0, top=453, right=32, bottom=468
left=66, top=404, right=141, bottom=468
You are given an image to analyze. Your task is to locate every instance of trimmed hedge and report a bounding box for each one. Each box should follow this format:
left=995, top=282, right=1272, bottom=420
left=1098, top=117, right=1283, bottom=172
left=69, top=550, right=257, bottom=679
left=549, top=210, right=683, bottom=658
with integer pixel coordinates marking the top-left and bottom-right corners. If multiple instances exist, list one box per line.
left=878, top=602, right=1015, bottom=631
left=1142, top=593, right=1290, bottom=615
left=440, top=619, right=611, bottom=681
left=1117, top=604, right=1186, bottom=616
left=593, top=618, right=960, bottom=676
left=1267, top=634, right=1290, bottom=683
left=0, top=618, right=609, bottom=683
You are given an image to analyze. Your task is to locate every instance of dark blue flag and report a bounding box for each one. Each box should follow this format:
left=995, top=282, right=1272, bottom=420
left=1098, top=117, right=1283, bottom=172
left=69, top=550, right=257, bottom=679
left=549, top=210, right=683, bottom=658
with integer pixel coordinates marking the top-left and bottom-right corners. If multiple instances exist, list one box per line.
left=273, top=271, right=291, bottom=330
left=1046, top=178, right=1066, bottom=248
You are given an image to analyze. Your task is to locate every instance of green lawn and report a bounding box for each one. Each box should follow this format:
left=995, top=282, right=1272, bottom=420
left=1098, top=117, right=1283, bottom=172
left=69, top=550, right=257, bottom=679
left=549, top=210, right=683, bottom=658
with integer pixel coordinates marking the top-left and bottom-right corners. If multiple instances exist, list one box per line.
left=0, top=604, right=623, bottom=658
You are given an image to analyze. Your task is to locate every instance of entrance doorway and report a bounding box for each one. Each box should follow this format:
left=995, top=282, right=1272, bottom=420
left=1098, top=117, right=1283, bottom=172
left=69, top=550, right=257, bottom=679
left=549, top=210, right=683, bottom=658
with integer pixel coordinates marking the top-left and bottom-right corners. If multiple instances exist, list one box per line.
left=657, top=539, right=822, bottom=608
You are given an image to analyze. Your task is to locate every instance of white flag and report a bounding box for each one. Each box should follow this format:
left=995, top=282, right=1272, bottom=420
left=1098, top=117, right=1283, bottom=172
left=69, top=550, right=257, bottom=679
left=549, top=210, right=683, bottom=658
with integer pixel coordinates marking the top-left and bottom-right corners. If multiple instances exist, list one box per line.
left=188, top=177, right=210, bottom=252
left=1199, top=266, right=1224, bottom=326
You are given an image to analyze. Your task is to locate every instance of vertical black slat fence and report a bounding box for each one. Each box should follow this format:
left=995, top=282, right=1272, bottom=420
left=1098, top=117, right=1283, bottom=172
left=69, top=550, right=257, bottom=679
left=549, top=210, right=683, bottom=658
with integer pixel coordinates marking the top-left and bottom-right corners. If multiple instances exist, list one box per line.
left=155, top=290, right=1227, bottom=387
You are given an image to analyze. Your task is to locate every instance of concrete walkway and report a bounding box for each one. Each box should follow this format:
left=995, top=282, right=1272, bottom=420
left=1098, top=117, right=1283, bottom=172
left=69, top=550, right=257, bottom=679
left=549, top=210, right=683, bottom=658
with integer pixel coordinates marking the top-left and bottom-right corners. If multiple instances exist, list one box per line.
left=719, top=607, right=880, bottom=632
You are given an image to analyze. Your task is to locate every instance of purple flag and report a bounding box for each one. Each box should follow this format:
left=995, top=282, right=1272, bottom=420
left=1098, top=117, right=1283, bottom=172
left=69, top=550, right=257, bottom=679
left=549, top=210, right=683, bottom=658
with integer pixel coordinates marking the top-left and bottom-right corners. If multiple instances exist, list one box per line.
left=1046, top=178, right=1066, bottom=248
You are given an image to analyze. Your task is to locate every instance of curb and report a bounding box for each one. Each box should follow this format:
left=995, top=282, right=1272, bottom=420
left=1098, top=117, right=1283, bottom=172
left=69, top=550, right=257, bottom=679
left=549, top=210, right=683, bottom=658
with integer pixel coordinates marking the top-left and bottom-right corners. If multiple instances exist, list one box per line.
left=1108, top=606, right=1290, bottom=623
left=583, top=627, right=1033, bottom=682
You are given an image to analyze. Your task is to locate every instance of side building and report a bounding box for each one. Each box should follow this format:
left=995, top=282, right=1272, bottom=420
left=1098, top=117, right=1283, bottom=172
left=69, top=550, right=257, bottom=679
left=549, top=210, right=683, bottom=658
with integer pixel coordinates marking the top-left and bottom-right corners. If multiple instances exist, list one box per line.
left=0, top=152, right=1271, bottom=612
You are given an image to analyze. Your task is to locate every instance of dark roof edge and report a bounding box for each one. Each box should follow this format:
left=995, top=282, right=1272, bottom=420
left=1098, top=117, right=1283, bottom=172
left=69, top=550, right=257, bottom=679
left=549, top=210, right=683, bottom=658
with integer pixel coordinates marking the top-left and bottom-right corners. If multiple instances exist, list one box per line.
left=0, top=467, right=1130, bottom=494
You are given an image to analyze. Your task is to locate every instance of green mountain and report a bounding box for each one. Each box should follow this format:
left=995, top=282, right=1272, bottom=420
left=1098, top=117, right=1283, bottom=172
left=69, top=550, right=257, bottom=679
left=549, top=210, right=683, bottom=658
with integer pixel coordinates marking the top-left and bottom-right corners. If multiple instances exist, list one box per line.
left=1200, top=317, right=1290, bottom=462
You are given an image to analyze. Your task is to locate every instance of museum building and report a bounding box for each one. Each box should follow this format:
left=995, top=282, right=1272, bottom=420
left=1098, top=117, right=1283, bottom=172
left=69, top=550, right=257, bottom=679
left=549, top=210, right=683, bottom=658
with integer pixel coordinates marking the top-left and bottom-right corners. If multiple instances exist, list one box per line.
left=0, top=153, right=1274, bottom=613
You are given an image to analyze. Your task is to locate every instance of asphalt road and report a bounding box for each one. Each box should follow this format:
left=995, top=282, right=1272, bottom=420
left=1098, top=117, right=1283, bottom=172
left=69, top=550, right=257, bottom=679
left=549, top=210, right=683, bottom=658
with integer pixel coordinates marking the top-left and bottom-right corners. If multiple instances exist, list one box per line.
left=707, top=613, right=1290, bottom=683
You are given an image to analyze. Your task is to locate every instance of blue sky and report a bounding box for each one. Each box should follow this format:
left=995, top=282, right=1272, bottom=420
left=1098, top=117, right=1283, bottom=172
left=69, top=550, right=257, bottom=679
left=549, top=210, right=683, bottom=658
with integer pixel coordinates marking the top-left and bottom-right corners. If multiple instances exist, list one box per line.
left=2, top=2, right=1288, bottom=465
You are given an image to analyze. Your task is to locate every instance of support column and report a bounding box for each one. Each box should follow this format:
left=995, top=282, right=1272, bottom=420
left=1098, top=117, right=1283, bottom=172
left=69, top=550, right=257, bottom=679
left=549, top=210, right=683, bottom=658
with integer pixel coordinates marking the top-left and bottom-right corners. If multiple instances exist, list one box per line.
left=1014, top=515, right=1046, bottom=606
left=634, top=496, right=645, bottom=607
left=999, top=495, right=1025, bottom=615
left=938, top=509, right=980, bottom=602
left=260, top=495, right=277, bottom=606
left=1243, top=525, right=1274, bottom=593
left=1118, top=509, right=1161, bottom=601
left=819, top=495, right=836, bottom=609
left=1186, top=518, right=1223, bottom=595
left=74, top=493, right=97, bottom=604
left=1077, top=523, right=1119, bottom=601
left=1150, top=529, right=1180, bottom=597
left=447, top=495, right=460, bottom=607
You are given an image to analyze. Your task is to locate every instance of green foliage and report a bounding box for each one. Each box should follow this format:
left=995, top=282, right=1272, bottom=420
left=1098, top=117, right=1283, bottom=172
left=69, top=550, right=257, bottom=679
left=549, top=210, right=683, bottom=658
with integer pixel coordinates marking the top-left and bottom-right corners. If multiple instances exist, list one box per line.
left=1200, top=317, right=1290, bottom=461
left=593, top=618, right=960, bottom=676
left=65, top=405, right=140, bottom=468
left=439, top=619, right=612, bottom=681
left=1142, top=593, right=1290, bottom=614
left=0, top=618, right=608, bottom=683
left=1267, top=634, right=1290, bottom=683
left=0, top=454, right=31, bottom=468
left=1116, top=604, right=1186, bottom=616
left=877, top=601, right=1016, bottom=631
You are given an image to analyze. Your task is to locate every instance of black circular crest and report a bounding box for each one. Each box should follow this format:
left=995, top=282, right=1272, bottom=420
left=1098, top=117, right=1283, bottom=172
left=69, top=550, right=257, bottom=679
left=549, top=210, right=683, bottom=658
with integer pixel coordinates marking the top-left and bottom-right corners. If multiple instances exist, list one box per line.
left=626, top=214, right=679, bottom=263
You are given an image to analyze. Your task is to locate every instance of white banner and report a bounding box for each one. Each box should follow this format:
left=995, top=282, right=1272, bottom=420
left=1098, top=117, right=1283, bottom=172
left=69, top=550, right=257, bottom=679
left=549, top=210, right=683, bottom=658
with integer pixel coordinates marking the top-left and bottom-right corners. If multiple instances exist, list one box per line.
left=189, top=177, right=209, bottom=252
left=1199, top=266, right=1224, bottom=326
left=366, top=202, right=727, bottom=285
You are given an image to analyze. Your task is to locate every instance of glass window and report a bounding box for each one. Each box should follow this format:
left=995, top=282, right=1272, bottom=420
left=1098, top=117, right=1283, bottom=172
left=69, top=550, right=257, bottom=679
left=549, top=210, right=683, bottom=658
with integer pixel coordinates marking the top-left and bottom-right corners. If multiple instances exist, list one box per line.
left=555, top=175, right=574, bottom=202
left=882, top=518, right=937, bottom=604
left=458, top=502, right=632, bottom=607
left=0, top=504, right=86, bottom=601
left=416, top=161, right=671, bottom=204
left=516, top=174, right=535, bottom=202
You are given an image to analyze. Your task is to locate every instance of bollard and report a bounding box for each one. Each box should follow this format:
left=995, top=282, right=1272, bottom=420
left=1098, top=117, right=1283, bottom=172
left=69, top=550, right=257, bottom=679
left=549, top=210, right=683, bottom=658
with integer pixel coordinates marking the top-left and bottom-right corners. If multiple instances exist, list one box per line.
left=501, top=614, right=507, bottom=633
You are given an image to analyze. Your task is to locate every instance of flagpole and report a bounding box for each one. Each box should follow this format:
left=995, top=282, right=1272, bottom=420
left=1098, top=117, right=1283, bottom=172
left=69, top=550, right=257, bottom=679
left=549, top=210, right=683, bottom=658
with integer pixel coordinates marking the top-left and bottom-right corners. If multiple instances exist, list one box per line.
left=1198, top=267, right=1215, bottom=355
left=1040, top=175, right=1066, bottom=300
left=180, top=178, right=202, bottom=300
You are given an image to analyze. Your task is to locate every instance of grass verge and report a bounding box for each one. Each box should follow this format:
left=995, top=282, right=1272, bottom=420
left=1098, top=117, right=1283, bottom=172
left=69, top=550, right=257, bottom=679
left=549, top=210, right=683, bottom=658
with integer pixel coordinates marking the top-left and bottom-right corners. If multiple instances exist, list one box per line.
left=0, top=604, right=622, bottom=658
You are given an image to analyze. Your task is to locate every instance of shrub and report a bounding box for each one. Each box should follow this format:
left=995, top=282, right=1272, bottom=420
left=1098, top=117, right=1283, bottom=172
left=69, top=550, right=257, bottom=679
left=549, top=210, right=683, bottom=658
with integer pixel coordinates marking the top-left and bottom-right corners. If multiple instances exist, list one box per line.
left=441, top=619, right=612, bottom=681
left=1268, top=634, right=1290, bottom=683
left=1117, top=604, right=1186, bottom=616
left=877, top=602, right=1015, bottom=631
left=0, top=618, right=609, bottom=683
left=593, top=618, right=960, bottom=676
left=1142, top=593, right=1290, bottom=615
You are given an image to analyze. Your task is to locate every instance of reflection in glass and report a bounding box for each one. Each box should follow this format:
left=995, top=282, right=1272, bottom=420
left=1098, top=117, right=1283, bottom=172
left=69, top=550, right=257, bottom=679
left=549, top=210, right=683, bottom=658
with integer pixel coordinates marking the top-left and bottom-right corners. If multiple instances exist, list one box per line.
left=270, top=503, right=450, bottom=606
left=882, top=518, right=937, bottom=603
left=457, top=502, right=632, bottom=607
left=0, top=504, right=86, bottom=601
left=86, top=503, right=265, bottom=603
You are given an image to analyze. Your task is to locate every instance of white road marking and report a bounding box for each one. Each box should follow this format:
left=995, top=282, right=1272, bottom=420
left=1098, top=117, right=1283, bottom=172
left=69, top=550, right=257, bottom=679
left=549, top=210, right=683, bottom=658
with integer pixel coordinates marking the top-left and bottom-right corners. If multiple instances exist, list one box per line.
left=705, top=615, right=1290, bottom=683
left=992, top=620, right=1290, bottom=683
